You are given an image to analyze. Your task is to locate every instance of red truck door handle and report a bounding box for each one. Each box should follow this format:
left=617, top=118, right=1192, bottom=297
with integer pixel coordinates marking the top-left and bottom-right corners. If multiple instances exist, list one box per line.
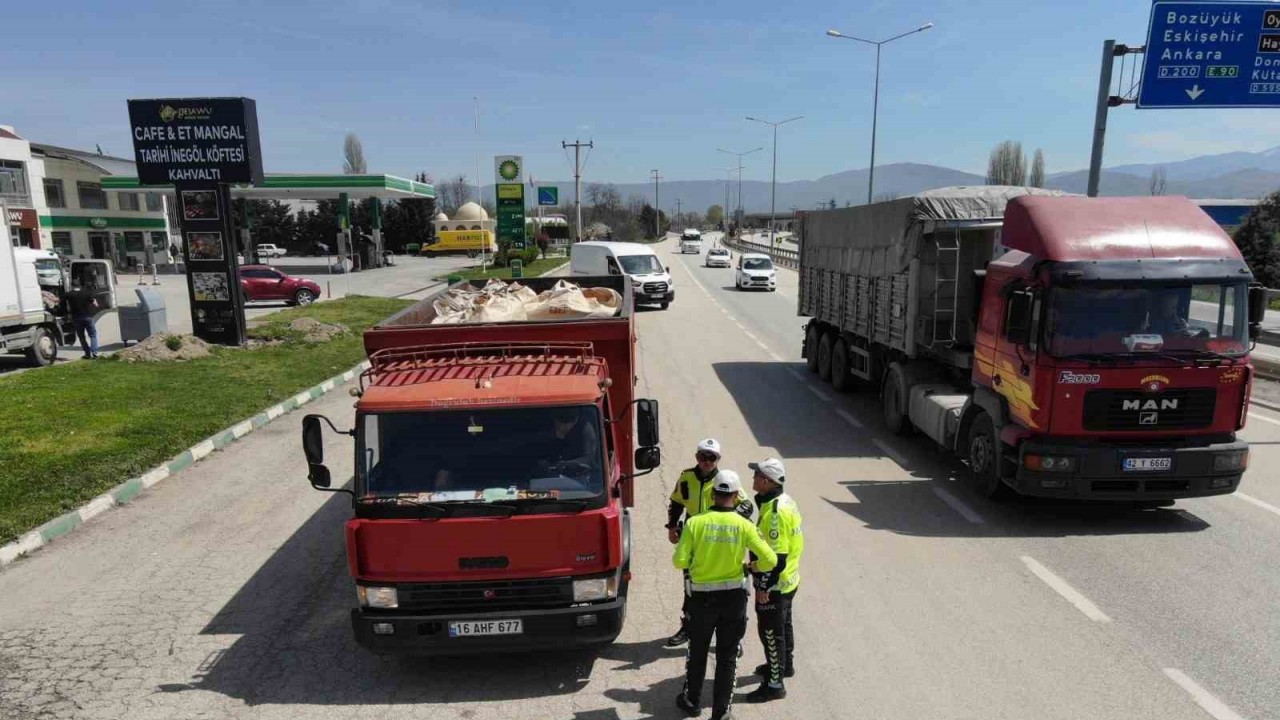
left=992, top=375, right=1002, bottom=386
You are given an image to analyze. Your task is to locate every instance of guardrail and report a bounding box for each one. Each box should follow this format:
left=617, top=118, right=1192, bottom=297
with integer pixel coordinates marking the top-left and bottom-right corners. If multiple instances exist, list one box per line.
left=720, top=235, right=799, bottom=269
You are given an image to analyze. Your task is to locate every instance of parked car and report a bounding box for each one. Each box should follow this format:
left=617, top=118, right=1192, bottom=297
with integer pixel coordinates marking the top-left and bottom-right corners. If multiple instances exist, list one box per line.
left=257, top=243, right=288, bottom=258
left=735, top=253, right=776, bottom=291
left=705, top=247, right=731, bottom=268
left=239, top=265, right=321, bottom=305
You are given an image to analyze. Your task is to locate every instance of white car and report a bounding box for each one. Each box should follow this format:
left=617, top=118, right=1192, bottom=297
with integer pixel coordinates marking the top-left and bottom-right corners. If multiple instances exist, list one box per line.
left=257, top=243, right=287, bottom=258
left=735, top=253, right=777, bottom=291
left=705, top=247, right=731, bottom=268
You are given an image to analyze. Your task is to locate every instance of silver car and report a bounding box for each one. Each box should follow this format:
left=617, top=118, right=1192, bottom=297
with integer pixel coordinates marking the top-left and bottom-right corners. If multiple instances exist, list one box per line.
left=705, top=248, right=731, bottom=268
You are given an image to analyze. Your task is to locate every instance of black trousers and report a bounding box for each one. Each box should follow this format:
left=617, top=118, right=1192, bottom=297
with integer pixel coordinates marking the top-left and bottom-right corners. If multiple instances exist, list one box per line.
left=683, top=588, right=748, bottom=718
left=756, top=587, right=797, bottom=685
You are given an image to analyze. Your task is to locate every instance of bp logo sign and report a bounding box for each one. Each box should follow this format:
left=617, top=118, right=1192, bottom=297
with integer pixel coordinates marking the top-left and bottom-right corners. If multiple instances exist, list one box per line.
left=494, top=155, right=523, bottom=184
left=498, top=159, right=520, bottom=181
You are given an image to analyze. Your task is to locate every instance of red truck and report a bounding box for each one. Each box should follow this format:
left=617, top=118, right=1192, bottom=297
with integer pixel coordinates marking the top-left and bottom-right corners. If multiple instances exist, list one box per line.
left=799, top=189, right=1268, bottom=501
left=300, top=275, right=661, bottom=653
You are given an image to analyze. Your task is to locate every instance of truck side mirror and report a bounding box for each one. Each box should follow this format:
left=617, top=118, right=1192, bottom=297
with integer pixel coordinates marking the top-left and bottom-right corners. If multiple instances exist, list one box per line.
left=1005, top=289, right=1035, bottom=345
left=1248, top=284, right=1268, bottom=339
left=636, top=399, right=660, bottom=447
left=302, top=414, right=325, bottom=465
left=634, top=446, right=661, bottom=471
left=309, top=463, right=332, bottom=489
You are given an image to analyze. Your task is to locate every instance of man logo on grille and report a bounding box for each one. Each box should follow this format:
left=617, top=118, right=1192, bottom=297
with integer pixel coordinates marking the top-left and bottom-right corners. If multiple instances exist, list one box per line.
left=1139, top=412, right=1158, bottom=425
left=483, top=590, right=497, bottom=599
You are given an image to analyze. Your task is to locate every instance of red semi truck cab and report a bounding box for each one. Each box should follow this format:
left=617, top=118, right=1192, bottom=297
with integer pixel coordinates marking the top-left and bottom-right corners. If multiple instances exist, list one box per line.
left=967, top=195, right=1267, bottom=499
left=300, top=276, right=661, bottom=654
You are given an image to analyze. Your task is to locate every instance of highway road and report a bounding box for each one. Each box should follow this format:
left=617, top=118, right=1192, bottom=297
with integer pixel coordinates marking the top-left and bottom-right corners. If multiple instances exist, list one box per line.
left=1, top=235, right=1279, bottom=719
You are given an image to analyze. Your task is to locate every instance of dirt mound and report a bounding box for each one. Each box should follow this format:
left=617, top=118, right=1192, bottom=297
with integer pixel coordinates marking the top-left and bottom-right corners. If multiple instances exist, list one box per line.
left=118, top=333, right=212, bottom=363
left=288, top=317, right=348, bottom=342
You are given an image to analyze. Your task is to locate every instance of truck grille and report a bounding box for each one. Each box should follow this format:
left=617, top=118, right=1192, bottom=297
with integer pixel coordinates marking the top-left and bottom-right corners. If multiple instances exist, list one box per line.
left=643, top=282, right=667, bottom=294
left=1082, top=388, right=1216, bottom=431
left=396, top=577, right=573, bottom=612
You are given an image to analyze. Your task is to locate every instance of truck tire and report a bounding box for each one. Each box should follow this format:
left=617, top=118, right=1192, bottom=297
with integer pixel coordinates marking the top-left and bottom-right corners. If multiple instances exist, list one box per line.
left=25, top=327, right=58, bottom=368
left=830, top=338, right=853, bottom=393
left=881, top=363, right=912, bottom=435
left=966, top=412, right=1010, bottom=499
left=817, top=332, right=834, bottom=381
left=805, top=324, right=821, bottom=373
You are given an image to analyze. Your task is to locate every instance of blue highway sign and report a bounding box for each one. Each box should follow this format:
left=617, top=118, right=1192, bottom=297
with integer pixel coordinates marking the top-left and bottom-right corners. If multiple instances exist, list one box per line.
left=1139, top=1, right=1280, bottom=108
left=537, top=186, right=559, bottom=206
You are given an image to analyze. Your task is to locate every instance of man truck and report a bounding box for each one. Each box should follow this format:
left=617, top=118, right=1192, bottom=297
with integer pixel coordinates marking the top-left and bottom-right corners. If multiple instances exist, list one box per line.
left=300, top=275, right=661, bottom=653
left=798, top=188, right=1267, bottom=501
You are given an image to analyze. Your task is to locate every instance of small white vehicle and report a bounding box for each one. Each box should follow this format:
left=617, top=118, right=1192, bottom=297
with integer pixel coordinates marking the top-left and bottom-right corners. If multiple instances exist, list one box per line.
left=571, top=241, right=674, bottom=309
left=257, top=243, right=287, bottom=259
left=735, top=253, right=777, bottom=291
left=679, top=230, right=702, bottom=254
left=705, top=247, right=731, bottom=268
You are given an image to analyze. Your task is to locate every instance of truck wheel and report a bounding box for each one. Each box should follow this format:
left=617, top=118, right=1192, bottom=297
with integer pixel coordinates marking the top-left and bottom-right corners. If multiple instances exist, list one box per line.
left=805, top=325, right=821, bottom=373
left=967, top=412, right=1010, bottom=499
left=831, top=339, right=852, bottom=393
left=881, top=363, right=912, bottom=435
left=25, top=327, right=58, bottom=368
left=817, top=333, right=834, bottom=381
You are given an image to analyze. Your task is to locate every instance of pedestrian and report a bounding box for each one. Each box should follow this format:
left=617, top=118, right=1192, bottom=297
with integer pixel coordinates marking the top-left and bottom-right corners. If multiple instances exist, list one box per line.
left=665, top=438, right=755, bottom=648
left=745, top=457, right=805, bottom=703
left=674, top=470, right=776, bottom=720
left=67, top=282, right=100, bottom=359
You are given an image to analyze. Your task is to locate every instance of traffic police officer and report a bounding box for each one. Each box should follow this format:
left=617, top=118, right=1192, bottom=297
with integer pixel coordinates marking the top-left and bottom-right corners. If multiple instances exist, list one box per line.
left=673, top=470, right=776, bottom=720
left=746, top=457, right=804, bottom=704
left=665, top=438, right=754, bottom=647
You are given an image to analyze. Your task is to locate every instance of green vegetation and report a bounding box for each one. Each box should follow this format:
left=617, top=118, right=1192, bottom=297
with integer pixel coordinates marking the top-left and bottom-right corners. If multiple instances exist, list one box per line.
left=0, top=295, right=411, bottom=545
left=443, top=257, right=568, bottom=281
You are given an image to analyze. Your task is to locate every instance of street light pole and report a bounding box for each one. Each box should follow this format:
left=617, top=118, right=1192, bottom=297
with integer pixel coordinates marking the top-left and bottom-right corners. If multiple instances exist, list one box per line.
left=746, top=115, right=803, bottom=244
left=650, top=169, right=663, bottom=238
left=827, top=23, right=933, bottom=205
left=717, top=147, right=762, bottom=231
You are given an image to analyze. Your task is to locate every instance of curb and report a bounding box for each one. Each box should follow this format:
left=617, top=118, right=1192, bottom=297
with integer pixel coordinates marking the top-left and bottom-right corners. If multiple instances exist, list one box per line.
left=0, top=359, right=372, bottom=569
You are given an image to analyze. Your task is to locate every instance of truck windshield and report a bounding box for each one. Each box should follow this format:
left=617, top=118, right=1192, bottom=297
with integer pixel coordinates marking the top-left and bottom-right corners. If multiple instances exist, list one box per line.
left=357, top=405, right=606, bottom=502
left=1046, top=283, right=1248, bottom=358
left=618, top=255, right=664, bottom=274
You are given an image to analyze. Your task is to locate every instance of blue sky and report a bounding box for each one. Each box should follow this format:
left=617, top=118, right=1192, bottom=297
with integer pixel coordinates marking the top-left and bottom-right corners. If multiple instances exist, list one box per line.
left=2, top=0, right=1277, bottom=185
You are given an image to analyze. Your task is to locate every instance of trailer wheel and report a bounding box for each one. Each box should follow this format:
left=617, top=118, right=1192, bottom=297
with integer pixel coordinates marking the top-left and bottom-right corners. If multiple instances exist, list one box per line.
left=25, top=327, right=58, bottom=368
left=967, top=412, right=1010, bottom=499
left=805, top=325, right=822, bottom=373
left=817, top=332, right=834, bottom=381
left=881, top=363, right=912, bottom=435
left=831, top=339, right=853, bottom=393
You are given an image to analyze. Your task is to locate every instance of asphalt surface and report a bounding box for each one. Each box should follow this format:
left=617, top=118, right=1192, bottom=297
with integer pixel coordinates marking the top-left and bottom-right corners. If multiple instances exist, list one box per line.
left=1, top=234, right=1279, bottom=719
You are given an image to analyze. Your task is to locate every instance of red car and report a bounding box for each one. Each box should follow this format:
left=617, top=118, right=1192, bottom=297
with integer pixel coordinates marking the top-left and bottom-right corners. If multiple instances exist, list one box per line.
left=238, top=265, right=321, bottom=306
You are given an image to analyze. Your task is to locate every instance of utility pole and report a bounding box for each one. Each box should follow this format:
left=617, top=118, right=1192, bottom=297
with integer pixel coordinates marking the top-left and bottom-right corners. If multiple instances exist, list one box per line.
left=562, top=139, right=593, bottom=241
left=675, top=198, right=682, bottom=228
left=650, top=169, right=663, bottom=238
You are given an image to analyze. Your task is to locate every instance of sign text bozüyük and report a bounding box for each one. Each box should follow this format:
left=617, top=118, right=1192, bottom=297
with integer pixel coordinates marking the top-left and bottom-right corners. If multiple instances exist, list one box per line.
left=127, top=97, right=264, bottom=184
left=1140, top=1, right=1280, bottom=108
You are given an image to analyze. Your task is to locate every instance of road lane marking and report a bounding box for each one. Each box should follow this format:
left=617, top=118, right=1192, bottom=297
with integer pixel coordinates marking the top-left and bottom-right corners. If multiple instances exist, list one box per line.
left=872, top=438, right=910, bottom=468
left=786, top=367, right=806, bottom=382
left=766, top=349, right=784, bottom=362
left=1162, top=669, right=1247, bottom=720
left=836, top=409, right=864, bottom=428
left=1247, top=411, right=1280, bottom=426
left=743, top=330, right=759, bottom=342
left=1235, top=492, right=1280, bottom=519
left=807, top=385, right=833, bottom=403
left=932, top=486, right=985, bottom=524
left=1020, top=556, right=1112, bottom=622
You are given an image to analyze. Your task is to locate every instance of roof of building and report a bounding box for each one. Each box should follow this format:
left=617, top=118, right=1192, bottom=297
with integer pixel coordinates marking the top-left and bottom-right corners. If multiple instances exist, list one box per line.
left=0, top=127, right=22, bottom=140
left=31, top=143, right=138, bottom=177
left=454, top=202, right=489, bottom=222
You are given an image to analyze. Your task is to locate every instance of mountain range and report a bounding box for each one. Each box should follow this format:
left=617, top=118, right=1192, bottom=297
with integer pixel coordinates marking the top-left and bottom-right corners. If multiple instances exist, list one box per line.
left=494, top=146, right=1280, bottom=216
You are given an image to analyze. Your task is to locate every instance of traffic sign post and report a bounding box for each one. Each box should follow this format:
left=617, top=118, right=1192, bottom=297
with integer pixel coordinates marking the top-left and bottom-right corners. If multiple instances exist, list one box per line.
left=537, top=186, right=558, bottom=206
left=1139, top=1, right=1280, bottom=108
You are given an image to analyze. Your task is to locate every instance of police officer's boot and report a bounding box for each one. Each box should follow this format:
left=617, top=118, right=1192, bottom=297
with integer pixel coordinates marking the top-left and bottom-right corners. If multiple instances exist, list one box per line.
left=744, top=683, right=787, bottom=703
left=675, top=690, right=701, bottom=717
left=665, top=628, right=690, bottom=647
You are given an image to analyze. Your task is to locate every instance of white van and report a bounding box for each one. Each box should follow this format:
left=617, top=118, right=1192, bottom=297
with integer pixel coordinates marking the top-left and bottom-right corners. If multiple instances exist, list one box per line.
left=679, top=229, right=702, bottom=254
left=570, top=242, right=675, bottom=309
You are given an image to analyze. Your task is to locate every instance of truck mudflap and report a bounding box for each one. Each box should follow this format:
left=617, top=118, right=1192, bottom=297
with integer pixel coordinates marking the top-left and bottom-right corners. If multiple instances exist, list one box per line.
left=351, top=598, right=626, bottom=655
left=1012, top=436, right=1247, bottom=500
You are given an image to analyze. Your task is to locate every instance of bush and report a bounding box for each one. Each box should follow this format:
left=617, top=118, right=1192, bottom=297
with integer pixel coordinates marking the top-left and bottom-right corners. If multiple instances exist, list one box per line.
left=164, top=335, right=183, bottom=351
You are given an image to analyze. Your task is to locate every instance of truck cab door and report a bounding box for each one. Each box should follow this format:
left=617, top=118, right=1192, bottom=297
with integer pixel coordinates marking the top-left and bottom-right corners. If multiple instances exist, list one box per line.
left=992, top=287, right=1046, bottom=432
left=70, top=259, right=116, bottom=312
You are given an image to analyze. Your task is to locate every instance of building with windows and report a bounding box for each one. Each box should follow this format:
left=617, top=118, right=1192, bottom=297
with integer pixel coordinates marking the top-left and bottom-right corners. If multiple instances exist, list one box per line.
left=1, top=125, right=48, bottom=248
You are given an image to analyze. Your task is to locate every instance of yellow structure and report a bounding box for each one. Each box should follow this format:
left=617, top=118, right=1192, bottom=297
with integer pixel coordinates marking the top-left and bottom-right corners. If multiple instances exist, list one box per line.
left=425, top=202, right=497, bottom=257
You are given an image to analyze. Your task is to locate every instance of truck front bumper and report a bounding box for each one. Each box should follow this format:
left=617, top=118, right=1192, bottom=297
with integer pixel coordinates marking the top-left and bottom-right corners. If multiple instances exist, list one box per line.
left=1012, top=436, right=1247, bottom=500
left=351, top=598, right=625, bottom=656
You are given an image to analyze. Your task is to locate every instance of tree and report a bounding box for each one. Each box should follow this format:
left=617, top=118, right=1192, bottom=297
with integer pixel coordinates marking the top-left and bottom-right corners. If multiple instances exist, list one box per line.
left=235, top=199, right=297, bottom=250
left=636, top=204, right=669, bottom=238
left=706, top=205, right=724, bottom=226
left=986, top=140, right=1027, bottom=185
left=1149, top=167, right=1167, bottom=196
left=295, top=200, right=340, bottom=248
left=438, top=174, right=472, bottom=215
left=1029, top=149, right=1046, bottom=188
left=1232, top=191, right=1280, bottom=288
left=342, top=133, right=367, bottom=174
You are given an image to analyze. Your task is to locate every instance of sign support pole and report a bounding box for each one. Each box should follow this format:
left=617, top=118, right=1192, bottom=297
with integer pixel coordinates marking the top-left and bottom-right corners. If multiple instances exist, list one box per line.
left=1086, top=41, right=1143, bottom=197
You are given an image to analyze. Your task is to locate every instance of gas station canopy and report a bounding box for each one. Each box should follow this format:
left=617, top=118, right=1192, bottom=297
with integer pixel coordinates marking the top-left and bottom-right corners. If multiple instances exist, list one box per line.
left=101, top=173, right=435, bottom=200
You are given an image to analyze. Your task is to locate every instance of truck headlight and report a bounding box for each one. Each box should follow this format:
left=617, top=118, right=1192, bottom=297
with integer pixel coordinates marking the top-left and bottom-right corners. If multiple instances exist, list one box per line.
left=572, top=574, right=619, bottom=602
left=1024, top=454, right=1077, bottom=472
left=1213, top=449, right=1249, bottom=472
left=357, top=586, right=398, bottom=609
